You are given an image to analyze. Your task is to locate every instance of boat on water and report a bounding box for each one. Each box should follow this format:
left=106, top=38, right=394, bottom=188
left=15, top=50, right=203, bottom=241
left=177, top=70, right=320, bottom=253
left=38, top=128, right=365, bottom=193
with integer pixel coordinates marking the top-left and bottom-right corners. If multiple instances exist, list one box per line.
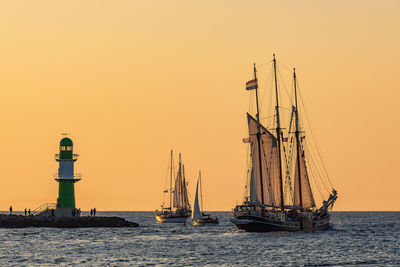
left=155, top=150, right=191, bottom=223
left=192, top=171, right=219, bottom=226
left=231, top=55, right=337, bottom=232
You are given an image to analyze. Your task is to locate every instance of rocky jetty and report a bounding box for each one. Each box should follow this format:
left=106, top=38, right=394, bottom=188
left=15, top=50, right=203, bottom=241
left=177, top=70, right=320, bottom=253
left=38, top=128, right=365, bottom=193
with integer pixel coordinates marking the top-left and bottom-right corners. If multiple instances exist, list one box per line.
left=0, top=214, right=139, bottom=228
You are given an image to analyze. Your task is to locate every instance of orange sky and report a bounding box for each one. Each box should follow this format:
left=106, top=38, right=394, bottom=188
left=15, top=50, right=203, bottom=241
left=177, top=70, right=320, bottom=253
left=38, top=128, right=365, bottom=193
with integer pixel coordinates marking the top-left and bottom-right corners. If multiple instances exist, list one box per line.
left=0, top=1, right=399, bottom=211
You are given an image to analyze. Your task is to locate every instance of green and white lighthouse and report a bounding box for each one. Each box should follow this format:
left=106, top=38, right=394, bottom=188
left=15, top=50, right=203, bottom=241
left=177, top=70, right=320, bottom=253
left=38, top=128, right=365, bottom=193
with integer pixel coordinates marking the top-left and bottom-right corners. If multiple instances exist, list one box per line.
left=55, top=137, right=81, bottom=214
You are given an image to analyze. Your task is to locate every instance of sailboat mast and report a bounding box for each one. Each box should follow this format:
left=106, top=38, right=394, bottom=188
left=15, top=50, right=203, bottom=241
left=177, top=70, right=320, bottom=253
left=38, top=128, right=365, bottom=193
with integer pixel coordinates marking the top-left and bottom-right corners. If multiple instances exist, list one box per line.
left=179, top=153, right=183, bottom=209
left=273, top=54, right=285, bottom=211
left=253, top=63, right=265, bottom=205
left=170, top=150, right=173, bottom=210
left=183, top=164, right=186, bottom=209
left=293, top=68, right=303, bottom=208
left=199, top=171, right=203, bottom=213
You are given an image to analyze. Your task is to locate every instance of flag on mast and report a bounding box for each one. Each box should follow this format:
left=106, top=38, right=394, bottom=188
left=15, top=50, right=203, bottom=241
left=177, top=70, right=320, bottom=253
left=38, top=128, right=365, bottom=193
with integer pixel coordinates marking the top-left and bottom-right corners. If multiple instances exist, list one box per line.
left=246, top=79, right=258, bottom=90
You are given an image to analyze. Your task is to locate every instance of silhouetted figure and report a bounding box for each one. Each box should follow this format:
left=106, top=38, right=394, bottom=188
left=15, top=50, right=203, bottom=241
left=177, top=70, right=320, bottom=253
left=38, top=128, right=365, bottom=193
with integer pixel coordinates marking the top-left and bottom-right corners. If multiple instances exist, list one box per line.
left=90, top=209, right=93, bottom=216
left=9, top=206, right=12, bottom=215
left=78, top=208, right=81, bottom=217
left=28, top=209, right=31, bottom=216
left=24, top=208, right=27, bottom=216
left=93, top=208, right=96, bottom=216
left=51, top=209, right=55, bottom=216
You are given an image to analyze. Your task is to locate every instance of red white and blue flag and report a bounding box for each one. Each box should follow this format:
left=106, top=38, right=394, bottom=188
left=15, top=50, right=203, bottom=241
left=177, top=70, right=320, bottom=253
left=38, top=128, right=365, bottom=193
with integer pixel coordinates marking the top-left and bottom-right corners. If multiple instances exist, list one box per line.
left=246, top=79, right=258, bottom=90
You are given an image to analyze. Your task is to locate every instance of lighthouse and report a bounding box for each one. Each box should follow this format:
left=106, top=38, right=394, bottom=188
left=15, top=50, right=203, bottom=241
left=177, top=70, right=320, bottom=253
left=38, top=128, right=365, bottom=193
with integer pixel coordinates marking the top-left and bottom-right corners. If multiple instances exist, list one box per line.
left=54, top=137, right=81, bottom=216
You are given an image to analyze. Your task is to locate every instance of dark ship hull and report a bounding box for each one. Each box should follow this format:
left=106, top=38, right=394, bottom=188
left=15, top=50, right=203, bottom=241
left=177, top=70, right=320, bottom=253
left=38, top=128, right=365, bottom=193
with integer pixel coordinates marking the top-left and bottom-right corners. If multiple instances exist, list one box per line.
left=231, top=215, right=330, bottom=232
left=231, top=202, right=333, bottom=232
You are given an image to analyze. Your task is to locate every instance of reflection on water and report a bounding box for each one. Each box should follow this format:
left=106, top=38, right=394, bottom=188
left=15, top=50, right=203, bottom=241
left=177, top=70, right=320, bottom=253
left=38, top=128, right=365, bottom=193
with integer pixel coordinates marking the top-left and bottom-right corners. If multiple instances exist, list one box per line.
left=0, top=211, right=399, bottom=266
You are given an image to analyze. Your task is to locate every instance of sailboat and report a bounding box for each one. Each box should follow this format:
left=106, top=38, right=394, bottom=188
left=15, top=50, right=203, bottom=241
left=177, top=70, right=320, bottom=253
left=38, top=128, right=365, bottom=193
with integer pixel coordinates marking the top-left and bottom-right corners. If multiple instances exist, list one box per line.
left=192, top=171, right=219, bottom=226
left=231, top=55, right=337, bottom=232
left=155, top=150, right=192, bottom=223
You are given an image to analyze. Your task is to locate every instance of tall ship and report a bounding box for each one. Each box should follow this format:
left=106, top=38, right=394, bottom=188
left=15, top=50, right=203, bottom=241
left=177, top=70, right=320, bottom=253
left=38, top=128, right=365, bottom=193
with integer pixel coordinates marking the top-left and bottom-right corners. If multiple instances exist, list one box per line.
left=192, top=171, right=219, bottom=226
left=155, top=150, right=191, bottom=223
left=231, top=55, right=337, bottom=232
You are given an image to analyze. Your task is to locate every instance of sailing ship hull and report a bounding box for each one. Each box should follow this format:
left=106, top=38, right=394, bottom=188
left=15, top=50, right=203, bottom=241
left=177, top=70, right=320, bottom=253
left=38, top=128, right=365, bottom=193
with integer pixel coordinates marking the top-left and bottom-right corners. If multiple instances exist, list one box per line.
left=155, top=210, right=191, bottom=223
left=231, top=215, right=330, bottom=232
left=193, top=216, right=219, bottom=226
left=156, top=214, right=188, bottom=223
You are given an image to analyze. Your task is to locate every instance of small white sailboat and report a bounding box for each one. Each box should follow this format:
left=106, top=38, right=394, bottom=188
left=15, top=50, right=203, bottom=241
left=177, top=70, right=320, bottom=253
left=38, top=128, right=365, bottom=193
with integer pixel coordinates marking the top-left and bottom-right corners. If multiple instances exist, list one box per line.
left=155, top=150, right=191, bottom=223
left=192, top=171, right=219, bottom=226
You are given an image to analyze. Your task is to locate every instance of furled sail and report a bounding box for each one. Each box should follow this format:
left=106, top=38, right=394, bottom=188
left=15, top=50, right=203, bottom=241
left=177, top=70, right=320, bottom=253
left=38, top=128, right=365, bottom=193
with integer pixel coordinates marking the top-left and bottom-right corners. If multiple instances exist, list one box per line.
left=173, top=163, right=190, bottom=210
left=294, top=140, right=316, bottom=208
left=192, top=178, right=201, bottom=220
left=247, top=113, right=282, bottom=207
left=182, top=165, right=190, bottom=210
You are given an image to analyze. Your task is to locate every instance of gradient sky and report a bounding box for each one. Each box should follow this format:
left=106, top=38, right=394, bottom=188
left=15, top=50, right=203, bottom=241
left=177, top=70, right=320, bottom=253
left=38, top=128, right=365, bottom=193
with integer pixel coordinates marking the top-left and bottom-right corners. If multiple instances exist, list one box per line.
left=0, top=1, right=399, bottom=211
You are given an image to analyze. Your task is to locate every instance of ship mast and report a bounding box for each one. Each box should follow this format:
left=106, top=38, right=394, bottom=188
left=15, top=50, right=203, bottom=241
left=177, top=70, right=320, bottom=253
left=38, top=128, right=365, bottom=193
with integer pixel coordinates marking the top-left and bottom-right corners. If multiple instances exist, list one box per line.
left=183, top=164, right=186, bottom=209
left=273, top=54, right=285, bottom=211
left=253, top=63, right=265, bottom=205
left=179, top=153, right=183, bottom=209
left=293, top=68, right=303, bottom=208
left=170, top=150, right=173, bottom=210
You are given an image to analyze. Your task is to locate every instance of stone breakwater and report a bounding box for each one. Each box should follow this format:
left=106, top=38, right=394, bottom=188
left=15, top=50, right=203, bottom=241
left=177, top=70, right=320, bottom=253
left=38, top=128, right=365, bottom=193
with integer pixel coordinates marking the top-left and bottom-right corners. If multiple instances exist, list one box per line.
left=0, top=214, right=139, bottom=228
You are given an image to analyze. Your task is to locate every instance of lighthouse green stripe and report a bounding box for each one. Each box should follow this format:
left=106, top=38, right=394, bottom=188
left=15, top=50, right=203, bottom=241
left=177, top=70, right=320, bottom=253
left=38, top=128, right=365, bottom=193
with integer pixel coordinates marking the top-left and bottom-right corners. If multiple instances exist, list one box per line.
left=57, top=180, right=76, bottom=209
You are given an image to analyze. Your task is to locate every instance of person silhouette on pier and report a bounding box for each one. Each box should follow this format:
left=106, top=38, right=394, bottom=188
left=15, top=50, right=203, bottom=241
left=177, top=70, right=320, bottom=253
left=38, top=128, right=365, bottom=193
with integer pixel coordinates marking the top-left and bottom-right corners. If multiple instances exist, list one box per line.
left=24, top=208, right=27, bottom=216
left=28, top=209, right=31, bottom=216
left=90, top=209, right=93, bottom=216
left=9, top=206, right=12, bottom=215
left=93, top=208, right=96, bottom=216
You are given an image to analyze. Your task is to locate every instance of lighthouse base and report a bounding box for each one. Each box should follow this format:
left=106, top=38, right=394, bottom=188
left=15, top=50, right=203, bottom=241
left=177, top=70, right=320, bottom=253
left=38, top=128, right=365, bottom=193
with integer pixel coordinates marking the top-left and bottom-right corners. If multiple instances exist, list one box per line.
left=54, top=208, right=77, bottom=218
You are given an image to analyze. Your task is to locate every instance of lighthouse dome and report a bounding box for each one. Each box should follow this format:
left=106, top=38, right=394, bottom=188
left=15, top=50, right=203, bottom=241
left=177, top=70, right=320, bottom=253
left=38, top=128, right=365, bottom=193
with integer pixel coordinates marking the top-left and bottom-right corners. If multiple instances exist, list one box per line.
left=60, top=138, right=73, bottom=146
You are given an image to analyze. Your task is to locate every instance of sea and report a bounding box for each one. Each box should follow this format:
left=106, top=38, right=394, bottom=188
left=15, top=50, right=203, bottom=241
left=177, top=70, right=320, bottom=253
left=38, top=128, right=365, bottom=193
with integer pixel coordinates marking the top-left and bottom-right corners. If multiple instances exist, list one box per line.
left=0, top=211, right=398, bottom=266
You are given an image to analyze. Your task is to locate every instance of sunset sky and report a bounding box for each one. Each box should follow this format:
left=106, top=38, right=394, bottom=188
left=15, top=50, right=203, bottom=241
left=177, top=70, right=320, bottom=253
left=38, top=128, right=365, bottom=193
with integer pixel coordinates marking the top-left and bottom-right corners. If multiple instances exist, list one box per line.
left=0, top=1, right=399, bottom=211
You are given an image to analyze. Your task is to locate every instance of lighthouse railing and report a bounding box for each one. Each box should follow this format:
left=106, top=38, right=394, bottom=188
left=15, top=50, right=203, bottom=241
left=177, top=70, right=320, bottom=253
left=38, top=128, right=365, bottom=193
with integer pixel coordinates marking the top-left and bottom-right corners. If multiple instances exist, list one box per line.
left=53, top=173, right=82, bottom=180
left=54, top=154, right=79, bottom=160
left=32, top=203, right=57, bottom=215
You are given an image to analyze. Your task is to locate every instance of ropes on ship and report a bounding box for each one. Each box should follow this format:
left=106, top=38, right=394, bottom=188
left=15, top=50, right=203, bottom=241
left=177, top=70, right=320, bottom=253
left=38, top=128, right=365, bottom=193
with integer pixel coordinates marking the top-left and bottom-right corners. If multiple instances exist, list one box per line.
left=243, top=58, right=335, bottom=208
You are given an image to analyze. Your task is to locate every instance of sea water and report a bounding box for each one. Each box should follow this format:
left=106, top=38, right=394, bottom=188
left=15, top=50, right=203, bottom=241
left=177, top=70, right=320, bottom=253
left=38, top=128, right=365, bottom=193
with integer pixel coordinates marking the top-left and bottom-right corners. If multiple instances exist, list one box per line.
left=0, top=211, right=398, bottom=266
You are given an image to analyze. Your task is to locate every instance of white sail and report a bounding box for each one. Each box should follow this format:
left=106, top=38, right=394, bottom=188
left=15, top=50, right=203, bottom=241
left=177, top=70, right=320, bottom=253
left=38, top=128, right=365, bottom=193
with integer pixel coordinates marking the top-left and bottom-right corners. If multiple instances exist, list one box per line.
left=294, top=140, right=316, bottom=208
left=192, top=178, right=201, bottom=220
left=247, top=113, right=282, bottom=207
